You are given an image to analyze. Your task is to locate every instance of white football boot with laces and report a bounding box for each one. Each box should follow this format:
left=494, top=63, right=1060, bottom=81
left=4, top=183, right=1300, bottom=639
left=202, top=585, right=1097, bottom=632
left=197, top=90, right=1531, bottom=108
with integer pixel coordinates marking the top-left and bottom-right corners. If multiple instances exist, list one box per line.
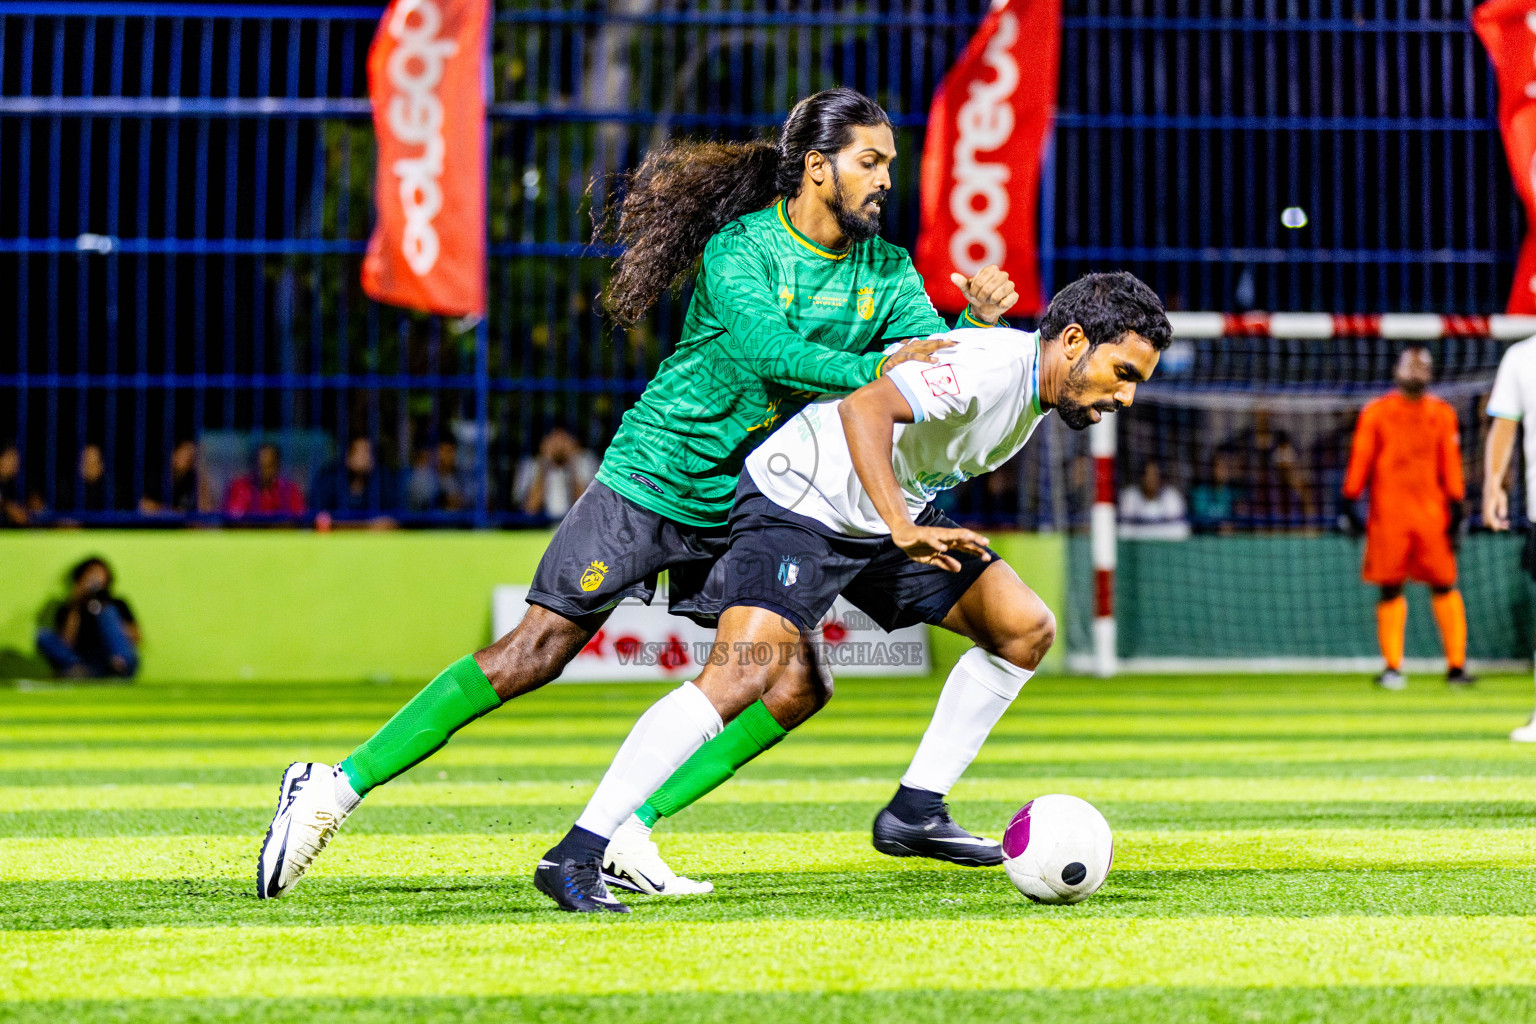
left=257, top=762, right=354, bottom=898
left=602, top=815, right=714, bottom=896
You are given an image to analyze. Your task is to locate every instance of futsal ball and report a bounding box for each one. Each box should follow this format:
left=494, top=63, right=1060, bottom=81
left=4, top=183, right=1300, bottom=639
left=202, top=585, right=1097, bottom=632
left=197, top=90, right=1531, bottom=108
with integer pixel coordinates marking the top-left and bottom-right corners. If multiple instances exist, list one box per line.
left=1001, top=794, right=1113, bottom=904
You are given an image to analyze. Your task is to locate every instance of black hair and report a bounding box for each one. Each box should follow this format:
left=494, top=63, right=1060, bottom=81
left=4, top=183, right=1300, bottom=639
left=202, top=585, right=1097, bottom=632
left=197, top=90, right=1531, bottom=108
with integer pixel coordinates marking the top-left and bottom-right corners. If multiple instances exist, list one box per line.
left=69, top=556, right=112, bottom=586
left=595, top=88, right=892, bottom=326
left=1039, top=271, right=1173, bottom=352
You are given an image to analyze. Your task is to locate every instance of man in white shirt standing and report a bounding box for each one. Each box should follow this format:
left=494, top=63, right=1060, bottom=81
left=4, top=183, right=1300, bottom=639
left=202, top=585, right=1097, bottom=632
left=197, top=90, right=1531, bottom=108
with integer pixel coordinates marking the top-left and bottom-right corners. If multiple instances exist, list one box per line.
left=1482, top=335, right=1536, bottom=741
left=535, top=272, right=1171, bottom=911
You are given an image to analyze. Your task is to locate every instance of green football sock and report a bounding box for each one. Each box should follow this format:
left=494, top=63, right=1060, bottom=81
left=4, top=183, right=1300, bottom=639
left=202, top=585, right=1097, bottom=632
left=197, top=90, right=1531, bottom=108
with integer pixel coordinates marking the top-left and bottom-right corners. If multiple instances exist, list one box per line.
left=338, top=655, right=502, bottom=797
left=635, top=699, right=788, bottom=826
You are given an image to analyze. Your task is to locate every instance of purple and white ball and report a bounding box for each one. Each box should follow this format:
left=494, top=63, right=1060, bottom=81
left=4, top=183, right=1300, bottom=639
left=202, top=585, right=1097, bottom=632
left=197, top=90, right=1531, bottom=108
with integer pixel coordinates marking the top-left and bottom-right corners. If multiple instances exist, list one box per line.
left=1001, top=794, right=1114, bottom=904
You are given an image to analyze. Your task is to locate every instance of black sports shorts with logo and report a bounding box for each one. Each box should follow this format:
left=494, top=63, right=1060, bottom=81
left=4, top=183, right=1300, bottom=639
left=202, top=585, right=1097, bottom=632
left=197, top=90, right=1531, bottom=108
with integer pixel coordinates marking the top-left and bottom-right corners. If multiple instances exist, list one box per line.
left=527, top=481, right=729, bottom=628
left=720, top=477, right=999, bottom=634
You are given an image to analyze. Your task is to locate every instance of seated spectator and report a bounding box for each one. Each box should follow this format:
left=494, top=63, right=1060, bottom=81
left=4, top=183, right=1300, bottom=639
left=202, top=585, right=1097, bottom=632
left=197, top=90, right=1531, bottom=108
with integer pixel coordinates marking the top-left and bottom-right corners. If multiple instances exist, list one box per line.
left=1, top=443, right=28, bottom=526
left=1119, top=460, right=1190, bottom=540
left=514, top=427, right=595, bottom=520
left=139, top=439, right=202, bottom=515
left=1229, top=409, right=1316, bottom=528
left=1190, top=446, right=1240, bottom=534
left=405, top=440, right=467, bottom=513
left=71, top=443, right=109, bottom=513
left=314, top=437, right=398, bottom=528
left=36, top=557, right=140, bottom=679
left=225, top=443, right=306, bottom=520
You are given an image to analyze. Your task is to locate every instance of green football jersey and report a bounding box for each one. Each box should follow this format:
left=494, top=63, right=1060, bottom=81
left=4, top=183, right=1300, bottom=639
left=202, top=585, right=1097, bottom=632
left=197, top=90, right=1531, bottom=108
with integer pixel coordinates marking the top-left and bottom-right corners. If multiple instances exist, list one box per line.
left=597, top=199, right=988, bottom=526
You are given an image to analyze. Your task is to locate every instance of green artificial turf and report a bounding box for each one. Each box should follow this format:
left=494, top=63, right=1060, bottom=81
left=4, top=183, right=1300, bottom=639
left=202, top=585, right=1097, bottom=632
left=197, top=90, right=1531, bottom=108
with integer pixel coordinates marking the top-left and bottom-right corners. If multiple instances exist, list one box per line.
left=3, top=672, right=1536, bottom=1022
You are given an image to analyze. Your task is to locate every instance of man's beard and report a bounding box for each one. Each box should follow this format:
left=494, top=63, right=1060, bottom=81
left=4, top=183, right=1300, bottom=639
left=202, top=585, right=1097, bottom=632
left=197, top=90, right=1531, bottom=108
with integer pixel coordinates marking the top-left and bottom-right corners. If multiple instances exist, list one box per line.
left=829, top=165, right=885, bottom=243
left=1055, top=356, right=1121, bottom=431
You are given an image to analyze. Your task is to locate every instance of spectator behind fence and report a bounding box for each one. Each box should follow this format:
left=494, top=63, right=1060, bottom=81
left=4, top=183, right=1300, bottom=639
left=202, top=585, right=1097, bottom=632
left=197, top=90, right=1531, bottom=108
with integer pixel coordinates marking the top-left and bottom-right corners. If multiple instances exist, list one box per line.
left=405, top=440, right=467, bottom=513
left=1, top=443, right=29, bottom=526
left=225, top=443, right=306, bottom=520
left=36, top=556, right=140, bottom=679
left=1190, top=446, right=1240, bottom=534
left=139, top=439, right=202, bottom=515
left=71, top=443, right=109, bottom=513
left=514, top=427, right=595, bottom=520
left=314, top=437, right=398, bottom=528
left=1230, top=409, right=1316, bottom=527
left=1119, top=460, right=1190, bottom=540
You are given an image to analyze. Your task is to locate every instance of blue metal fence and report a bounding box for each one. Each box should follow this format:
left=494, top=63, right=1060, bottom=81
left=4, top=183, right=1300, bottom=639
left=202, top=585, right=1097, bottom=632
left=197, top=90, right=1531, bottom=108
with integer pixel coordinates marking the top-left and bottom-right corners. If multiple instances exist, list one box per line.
left=1050, top=0, right=1516, bottom=312
left=0, top=0, right=1520, bottom=529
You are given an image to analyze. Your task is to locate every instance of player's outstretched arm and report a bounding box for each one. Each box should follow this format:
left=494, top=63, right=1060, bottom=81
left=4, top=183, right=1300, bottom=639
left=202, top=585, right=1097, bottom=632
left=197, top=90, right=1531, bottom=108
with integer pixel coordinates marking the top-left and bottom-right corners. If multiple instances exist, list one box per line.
left=1484, top=416, right=1519, bottom=531
left=1340, top=405, right=1377, bottom=503
left=882, top=258, right=1016, bottom=339
left=838, top=377, right=989, bottom=572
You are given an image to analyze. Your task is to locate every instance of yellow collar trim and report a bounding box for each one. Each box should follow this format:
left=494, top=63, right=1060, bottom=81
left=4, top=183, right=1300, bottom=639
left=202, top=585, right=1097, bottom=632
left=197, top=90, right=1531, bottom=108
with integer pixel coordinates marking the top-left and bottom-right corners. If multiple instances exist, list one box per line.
left=777, top=199, right=849, bottom=261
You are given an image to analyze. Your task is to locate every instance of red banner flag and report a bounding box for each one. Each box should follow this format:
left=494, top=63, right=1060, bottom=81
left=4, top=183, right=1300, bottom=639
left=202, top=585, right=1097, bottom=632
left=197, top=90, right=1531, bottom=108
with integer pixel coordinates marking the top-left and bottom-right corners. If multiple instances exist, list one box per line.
left=914, top=0, right=1060, bottom=317
left=362, top=0, right=487, bottom=317
left=1475, top=0, right=1536, bottom=314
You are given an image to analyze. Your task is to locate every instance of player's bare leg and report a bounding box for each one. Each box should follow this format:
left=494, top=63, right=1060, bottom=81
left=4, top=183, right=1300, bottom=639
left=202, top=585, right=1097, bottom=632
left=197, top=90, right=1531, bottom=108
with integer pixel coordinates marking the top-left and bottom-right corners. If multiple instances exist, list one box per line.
left=938, top=561, right=1058, bottom=672
left=259, top=606, right=598, bottom=899
left=540, top=606, right=818, bottom=910
left=605, top=627, right=833, bottom=896
left=873, top=561, right=1055, bottom=866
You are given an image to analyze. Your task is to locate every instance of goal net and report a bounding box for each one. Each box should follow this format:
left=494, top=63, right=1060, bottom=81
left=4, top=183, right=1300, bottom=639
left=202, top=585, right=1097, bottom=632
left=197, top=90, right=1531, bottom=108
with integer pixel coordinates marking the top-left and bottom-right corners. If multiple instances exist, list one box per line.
left=1066, top=313, right=1536, bottom=674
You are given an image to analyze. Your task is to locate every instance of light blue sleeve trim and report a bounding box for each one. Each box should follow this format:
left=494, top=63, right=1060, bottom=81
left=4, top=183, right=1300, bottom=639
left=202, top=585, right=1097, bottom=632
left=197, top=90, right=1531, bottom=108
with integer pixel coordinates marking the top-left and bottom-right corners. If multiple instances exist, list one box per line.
left=887, top=369, right=928, bottom=424
left=1489, top=409, right=1523, bottom=422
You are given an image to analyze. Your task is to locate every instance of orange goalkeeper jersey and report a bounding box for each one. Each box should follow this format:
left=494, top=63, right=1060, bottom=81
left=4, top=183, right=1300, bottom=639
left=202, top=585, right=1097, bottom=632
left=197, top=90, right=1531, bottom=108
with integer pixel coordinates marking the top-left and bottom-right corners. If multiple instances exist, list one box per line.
left=1342, top=392, right=1464, bottom=525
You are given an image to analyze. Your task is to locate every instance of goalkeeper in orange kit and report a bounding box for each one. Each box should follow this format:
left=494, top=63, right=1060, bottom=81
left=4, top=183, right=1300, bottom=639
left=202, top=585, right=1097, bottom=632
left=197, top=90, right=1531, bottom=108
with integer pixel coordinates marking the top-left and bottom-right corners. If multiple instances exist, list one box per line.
left=1342, top=346, right=1470, bottom=689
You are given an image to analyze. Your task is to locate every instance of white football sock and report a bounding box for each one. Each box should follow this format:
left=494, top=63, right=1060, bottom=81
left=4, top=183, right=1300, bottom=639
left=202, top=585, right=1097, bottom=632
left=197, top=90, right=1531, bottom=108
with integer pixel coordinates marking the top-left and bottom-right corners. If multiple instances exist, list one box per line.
left=575, top=681, right=723, bottom=839
left=332, top=765, right=361, bottom=814
left=900, top=647, right=1033, bottom=796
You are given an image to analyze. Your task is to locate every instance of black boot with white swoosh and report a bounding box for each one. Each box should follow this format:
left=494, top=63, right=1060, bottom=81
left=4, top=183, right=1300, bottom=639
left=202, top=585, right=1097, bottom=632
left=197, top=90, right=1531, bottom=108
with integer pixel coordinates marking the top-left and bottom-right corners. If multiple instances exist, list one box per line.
left=871, top=794, right=1004, bottom=867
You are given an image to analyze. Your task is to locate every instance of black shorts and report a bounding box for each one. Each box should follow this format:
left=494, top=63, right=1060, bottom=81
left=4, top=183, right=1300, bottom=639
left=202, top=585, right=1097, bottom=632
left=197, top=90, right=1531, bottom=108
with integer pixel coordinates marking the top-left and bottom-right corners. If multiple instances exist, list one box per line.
left=1522, top=528, right=1536, bottom=584
left=527, top=481, right=729, bottom=628
left=720, top=477, right=998, bottom=634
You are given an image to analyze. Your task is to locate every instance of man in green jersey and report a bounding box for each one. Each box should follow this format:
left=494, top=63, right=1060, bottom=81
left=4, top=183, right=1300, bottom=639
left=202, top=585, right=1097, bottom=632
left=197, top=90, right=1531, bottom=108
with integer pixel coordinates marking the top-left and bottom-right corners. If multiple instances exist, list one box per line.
left=256, top=88, right=1016, bottom=907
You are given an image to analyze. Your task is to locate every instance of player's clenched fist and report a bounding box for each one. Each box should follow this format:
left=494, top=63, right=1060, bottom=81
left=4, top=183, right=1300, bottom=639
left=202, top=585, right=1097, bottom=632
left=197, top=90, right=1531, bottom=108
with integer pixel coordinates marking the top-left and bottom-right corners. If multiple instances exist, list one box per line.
left=950, top=264, right=1019, bottom=325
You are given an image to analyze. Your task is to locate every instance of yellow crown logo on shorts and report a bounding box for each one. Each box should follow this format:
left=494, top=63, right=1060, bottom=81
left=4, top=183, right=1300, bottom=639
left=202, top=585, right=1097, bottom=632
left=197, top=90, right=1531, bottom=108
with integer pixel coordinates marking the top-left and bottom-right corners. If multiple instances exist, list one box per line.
left=580, top=560, right=608, bottom=592
left=857, top=286, right=874, bottom=320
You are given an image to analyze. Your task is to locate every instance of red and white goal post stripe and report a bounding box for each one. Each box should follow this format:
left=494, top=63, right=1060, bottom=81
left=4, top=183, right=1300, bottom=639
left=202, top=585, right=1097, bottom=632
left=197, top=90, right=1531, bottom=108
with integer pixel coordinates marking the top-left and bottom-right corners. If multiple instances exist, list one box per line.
left=1081, top=312, right=1536, bottom=678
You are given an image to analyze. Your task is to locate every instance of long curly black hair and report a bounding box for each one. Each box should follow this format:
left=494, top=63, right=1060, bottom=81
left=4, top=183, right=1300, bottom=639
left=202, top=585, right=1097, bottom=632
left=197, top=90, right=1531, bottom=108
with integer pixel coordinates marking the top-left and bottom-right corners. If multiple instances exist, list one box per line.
left=594, top=88, right=891, bottom=327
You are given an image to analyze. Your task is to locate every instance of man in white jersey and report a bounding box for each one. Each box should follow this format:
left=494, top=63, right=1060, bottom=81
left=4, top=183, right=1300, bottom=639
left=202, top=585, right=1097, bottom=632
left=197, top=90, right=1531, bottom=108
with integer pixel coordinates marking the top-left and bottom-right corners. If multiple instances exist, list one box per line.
left=1482, top=335, right=1536, bottom=741
left=536, top=272, right=1170, bottom=910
